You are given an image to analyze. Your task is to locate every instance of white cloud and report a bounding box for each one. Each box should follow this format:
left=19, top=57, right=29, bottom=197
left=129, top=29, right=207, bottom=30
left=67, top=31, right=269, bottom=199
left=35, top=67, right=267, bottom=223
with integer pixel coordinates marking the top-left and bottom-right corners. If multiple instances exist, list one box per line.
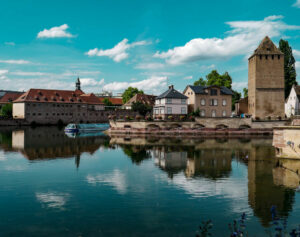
left=10, top=71, right=48, bottom=76
left=293, top=0, right=300, bottom=7
left=0, top=59, right=31, bottom=64
left=37, top=24, right=74, bottom=38
left=135, top=62, right=165, bottom=70
left=200, top=64, right=216, bottom=71
left=80, top=78, right=105, bottom=86
left=102, top=76, right=167, bottom=94
left=183, top=75, right=193, bottom=80
left=296, top=61, right=300, bottom=69
left=86, top=169, right=128, bottom=194
left=36, top=192, right=70, bottom=209
left=232, top=81, right=248, bottom=90
left=294, top=49, right=300, bottom=58
left=4, top=42, right=15, bottom=46
left=0, top=69, right=8, bottom=75
left=154, top=16, right=300, bottom=65
left=86, top=38, right=150, bottom=62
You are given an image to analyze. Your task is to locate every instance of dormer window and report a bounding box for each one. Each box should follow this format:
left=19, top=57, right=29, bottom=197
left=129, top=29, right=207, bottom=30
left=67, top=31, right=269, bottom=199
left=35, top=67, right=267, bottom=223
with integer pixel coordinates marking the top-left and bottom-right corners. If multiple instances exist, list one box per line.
left=210, top=89, right=217, bottom=96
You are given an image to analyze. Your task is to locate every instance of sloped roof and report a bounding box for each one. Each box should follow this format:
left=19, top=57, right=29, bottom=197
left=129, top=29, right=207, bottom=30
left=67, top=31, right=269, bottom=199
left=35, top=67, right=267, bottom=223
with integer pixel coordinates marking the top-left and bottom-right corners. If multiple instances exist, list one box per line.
left=186, top=85, right=234, bottom=95
left=293, top=85, right=300, bottom=102
left=124, top=93, right=156, bottom=106
left=0, top=92, right=24, bottom=104
left=250, top=36, right=283, bottom=58
left=13, top=89, right=104, bottom=105
left=156, top=87, right=188, bottom=99
left=98, top=97, right=123, bottom=105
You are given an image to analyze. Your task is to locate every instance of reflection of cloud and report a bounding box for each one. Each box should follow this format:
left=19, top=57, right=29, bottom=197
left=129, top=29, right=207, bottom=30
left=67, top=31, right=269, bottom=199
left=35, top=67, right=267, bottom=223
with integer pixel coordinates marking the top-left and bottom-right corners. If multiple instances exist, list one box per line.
left=0, top=151, right=6, bottom=161
left=5, top=165, right=26, bottom=171
left=36, top=192, right=70, bottom=209
left=86, top=169, right=127, bottom=194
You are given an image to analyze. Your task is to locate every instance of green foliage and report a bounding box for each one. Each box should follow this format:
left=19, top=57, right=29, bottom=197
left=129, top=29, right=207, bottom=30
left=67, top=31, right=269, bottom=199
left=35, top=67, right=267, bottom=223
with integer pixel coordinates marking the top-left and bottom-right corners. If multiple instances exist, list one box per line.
left=0, top=103, right=12, bottom=117
left=103, top=98, right=113, bottom=106
left=279, top=39, right=297, bottom=98
left=121, top=145, right=151, bottom=165
left=131, top=101, right=152, bottom=116
left=122, top=87, right=144, bottom=104
left=243, top=88, right=248, bottom=98
left=232, top=90, right=241, bottom=111
left=194, top=77, right=206, bottom=86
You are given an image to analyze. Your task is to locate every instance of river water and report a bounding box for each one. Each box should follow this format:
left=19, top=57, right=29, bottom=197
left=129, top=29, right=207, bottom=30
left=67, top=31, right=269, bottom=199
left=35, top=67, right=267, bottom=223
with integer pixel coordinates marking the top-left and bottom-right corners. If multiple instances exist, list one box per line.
left=0, top=127, right=299, bottom=236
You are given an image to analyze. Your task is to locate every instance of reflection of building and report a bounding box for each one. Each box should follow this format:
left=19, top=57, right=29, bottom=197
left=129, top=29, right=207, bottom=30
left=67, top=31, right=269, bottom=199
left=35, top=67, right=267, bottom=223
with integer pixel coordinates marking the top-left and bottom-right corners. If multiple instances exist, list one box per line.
left=273, top=159, right=300, bottom=189
left=185, top=149, right=232, bottom=179
left=247, top=144, right=295, bottom=227
left=11, top=127, right=109, bottom=167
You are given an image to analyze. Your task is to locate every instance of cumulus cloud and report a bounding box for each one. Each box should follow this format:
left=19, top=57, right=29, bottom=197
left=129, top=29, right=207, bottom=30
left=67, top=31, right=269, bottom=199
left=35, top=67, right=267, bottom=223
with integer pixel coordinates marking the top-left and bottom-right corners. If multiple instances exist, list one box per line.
left=37, top=24, right=74, bottom=38
left=135, top=62, right=165, bottom=70
left=36, top=192, right=70, bottom=209
left=102, top=76, right=167, bottom=94
left=4, top=42, right=15, bottom=46
left=0, top=59, right=31, bottom=64
left=86, top=38, right=150, bottom=62
left=183, top=75, right=193, bottom=80
left=0, top=69, right=8, bottom=75
left=294, top=49, right=300, bottom=58
left=232, top=81, right=248, bottom=90
left=293, top=0, right=300, bottom=7
left=86, top=169, right=127, bottom=194
left=296, top=61, right=300, bottom=69
left=80, top=78, right=105, bottom=86
left=154, top=16, right=300, bottom=65
left=10, top=71, right=49, bottom=76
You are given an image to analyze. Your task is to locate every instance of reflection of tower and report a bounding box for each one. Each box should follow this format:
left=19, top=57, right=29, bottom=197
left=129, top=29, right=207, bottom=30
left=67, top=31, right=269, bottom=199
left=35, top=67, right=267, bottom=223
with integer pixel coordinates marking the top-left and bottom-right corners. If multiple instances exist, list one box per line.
left=76, top=77, right=81, bottom=90
left=247, top=145, right=295, bottom=227
left=273, top=159, right=300, bottom=189
left=75, top=154, right=80, bottom=169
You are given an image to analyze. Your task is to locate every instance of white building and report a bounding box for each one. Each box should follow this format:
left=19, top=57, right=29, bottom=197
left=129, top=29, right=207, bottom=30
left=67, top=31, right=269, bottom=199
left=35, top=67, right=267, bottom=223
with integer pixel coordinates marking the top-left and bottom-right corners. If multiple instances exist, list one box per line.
left=285, top=85, right=300, bottom=118
left=153, top=85, right=188, bottom=119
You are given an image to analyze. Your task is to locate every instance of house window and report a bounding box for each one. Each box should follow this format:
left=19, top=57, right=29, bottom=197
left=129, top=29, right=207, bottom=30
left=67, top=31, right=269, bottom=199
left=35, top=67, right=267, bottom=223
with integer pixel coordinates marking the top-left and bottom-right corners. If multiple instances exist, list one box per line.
left=181, top=99, right=186, bottom=104
left=222, top=110, right=226, bottom=117
left=210, top=99, right=218, bottom=106
left=200, top=110, right=205, bottom=117
left=155, top=109, right=159, bottom=114
left=222, top=99, right=227, bottom=106
left=160, top=108, right=165, bottom=114
left=210, top=89, right=217, bottom=96
left=166, top=98, right=172, bottom=104
left=167, top=107, right=172, bottom=114
left=212, top=110, right=216, bottom=117
left=181, top=107, right=186, bottom=114
left=201, top=99, right=205, bottom=106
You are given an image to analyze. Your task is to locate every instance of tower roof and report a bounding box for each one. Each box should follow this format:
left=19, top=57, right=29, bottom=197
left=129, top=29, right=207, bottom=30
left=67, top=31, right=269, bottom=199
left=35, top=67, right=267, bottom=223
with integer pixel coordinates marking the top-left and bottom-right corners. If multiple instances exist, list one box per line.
left=249, top=36, right=283, bottom=59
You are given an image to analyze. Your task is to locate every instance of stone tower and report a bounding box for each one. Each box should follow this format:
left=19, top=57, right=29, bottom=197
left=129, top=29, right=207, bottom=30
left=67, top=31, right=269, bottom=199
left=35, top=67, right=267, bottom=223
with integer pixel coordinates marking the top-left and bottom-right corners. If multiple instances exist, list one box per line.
left=248, top=36, right=285, bottom=119
left=76, top=77, right=81, bottom=90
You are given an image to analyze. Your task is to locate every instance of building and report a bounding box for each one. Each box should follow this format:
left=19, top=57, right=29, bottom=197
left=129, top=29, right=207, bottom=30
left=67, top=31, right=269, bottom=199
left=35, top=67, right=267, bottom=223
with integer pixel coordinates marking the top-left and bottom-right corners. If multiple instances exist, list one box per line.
left=123, top=93, right=156, bottom=110
left=98, top=97, right=123, bottom=107
left=248, top=36, right=285, bottom=119
left=235, top=97, right=248, bottom=116
left=183, top=85, right=233, bottom=117
left=285, top=85, right=300, bottom=117
left=12, top=78, right=107, bottom=124
left=0, top=92, right=24, bottom=110
left=153, top=85, right=188, bottom=119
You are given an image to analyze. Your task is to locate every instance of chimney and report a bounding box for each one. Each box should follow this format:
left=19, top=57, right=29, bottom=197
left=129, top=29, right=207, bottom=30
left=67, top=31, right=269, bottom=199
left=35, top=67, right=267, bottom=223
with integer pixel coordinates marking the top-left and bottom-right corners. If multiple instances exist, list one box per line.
left=169, top=85, right=174, bottom=89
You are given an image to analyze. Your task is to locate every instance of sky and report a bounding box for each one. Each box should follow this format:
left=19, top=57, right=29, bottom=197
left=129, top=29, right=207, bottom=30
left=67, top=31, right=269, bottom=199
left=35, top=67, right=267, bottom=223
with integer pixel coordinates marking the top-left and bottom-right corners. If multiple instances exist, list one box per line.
left=0, top=0, right=300, bottom=95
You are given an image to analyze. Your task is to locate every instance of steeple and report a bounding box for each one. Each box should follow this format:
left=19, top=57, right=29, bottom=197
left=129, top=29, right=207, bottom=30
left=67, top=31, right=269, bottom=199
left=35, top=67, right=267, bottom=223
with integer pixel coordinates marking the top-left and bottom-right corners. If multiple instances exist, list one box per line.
left=76, top=77, right=81, bottom=90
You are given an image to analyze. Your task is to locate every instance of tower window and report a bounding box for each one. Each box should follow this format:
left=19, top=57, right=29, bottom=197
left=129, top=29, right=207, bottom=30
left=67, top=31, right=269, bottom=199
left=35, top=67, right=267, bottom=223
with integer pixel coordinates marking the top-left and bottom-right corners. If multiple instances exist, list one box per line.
left=272, top=55, right=274, bottom=60
left=278, top=55, right=280, bottom=60
left=265, top=55, right=268, bottom=60
left=259, top=55, right=262, bottom=60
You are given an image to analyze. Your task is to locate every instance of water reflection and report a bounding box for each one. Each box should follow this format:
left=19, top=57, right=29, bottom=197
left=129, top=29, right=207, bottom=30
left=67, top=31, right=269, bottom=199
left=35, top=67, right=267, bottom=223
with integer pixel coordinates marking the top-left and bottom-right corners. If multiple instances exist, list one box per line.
left=0, top=128, right=300, bottom=233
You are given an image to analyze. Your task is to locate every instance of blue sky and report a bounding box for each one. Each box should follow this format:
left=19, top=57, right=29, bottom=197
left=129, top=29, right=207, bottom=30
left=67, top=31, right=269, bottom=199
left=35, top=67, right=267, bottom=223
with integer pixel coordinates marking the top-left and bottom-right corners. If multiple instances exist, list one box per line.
left=0, top=0, right=300, bottom=94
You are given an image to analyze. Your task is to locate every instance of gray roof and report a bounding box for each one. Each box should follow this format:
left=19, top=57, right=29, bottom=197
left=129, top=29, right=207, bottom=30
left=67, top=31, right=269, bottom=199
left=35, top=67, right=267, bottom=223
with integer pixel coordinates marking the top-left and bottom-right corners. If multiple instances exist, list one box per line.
left=156, top=87, right=188, bottom=99
left=187, top=85, right=234, bottom=96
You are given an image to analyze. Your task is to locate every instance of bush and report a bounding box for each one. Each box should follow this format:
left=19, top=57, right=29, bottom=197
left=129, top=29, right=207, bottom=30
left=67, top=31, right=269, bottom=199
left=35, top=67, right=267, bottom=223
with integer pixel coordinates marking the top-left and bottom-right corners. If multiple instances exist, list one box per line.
left=180, top=115, right=186, bottom=121
left=0, top=103, right=12, bottom=117
left=168, top=115, right=173, bottom=121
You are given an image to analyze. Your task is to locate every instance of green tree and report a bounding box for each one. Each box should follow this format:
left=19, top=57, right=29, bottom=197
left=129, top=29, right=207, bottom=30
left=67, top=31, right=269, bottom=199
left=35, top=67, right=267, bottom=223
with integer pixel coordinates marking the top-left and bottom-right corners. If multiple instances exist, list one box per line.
left=193, top=77, right=206, bottom=86
left=131, top=101, right=152, bottom=116
left=243, top=88, right=248, bottom=98
left=0, top=103, right=12, bottom=117
left=232, top=91, right=241, bottom=111
left=279, top=39, right=297, bottom=98
left=122, top=87, right=144, bottom=103
left=103, top=98, right=113, bottom=106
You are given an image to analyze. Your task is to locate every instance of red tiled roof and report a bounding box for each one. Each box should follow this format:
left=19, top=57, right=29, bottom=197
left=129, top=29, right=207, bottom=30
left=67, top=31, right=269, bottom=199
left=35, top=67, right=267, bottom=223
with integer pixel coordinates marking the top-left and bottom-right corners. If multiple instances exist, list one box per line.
left=13, top=89, right=104, bottom=105
left=124, top=93, right=156, bottom=106
left=0, top=92, right=24, bottom=104
left=98, top=97, right=123, bottom=105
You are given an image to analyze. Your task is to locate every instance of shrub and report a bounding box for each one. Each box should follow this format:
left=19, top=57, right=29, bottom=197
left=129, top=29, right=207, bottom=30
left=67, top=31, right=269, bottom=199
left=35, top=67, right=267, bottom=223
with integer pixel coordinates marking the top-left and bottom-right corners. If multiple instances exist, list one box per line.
left=0, top=103, right=12, bottom=117
left=180, top=115, right=186, bottom=121
left=168, top=115, right=173, bottom=121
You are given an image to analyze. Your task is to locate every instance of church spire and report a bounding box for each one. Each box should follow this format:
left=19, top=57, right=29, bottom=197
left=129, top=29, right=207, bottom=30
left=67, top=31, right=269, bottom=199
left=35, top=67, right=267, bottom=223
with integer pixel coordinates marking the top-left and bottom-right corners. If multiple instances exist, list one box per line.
left=76, top=77, right=81, bottom=90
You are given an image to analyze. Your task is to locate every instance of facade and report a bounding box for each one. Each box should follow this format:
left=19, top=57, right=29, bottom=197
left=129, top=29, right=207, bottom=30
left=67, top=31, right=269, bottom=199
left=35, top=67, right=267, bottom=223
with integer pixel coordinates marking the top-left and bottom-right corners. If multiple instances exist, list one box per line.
left=123, top=93, right=156, bottom=110
left=0, top=92, right=24, bottom=110
left=285, top=85, right=300, bottom=117
left=12, top=79, right=107, bottom=124
left=248, top=36, right=285, bottom=119
left=153, top=85, right=188, bottom=119
left=235, top=97, right=249, bottom=116
left=183, top=85, right=233, bottom=117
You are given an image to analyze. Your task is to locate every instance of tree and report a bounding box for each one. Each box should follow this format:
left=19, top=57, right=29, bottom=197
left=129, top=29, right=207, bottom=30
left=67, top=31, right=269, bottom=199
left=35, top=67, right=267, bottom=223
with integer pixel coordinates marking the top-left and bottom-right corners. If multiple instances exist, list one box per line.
left=122, top=87, right=144, bottom=103
left=232, top=91, right=241, bottom=111
left=193, top=77, right=206, bottom=86
left=0, top=103, right=12, bottom=117
left=243, top=88, right=248, bottom=98
left=103, top=98, right=113, bottom=106
left=132, top=101, right=152, bottom=116
left=279, top=39, right=297, bottom=98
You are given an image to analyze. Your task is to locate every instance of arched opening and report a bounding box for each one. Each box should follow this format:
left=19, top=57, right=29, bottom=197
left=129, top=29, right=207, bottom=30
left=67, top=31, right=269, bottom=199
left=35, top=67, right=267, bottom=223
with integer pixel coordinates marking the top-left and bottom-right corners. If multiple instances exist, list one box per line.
left=170, top=123, right=182, bottom=129
left=216, top=124, right=228, bottom=129
left=193, top=124, right=205, bottom=129
left=146, top=124, right=160, bottom=130
left=239, top=124, right=251, bottom=130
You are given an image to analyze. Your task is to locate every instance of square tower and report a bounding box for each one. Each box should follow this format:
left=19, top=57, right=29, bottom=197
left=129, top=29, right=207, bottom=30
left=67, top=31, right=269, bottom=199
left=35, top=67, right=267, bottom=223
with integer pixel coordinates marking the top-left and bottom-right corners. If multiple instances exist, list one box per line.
left=248, top=36, right=285, bottom=119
